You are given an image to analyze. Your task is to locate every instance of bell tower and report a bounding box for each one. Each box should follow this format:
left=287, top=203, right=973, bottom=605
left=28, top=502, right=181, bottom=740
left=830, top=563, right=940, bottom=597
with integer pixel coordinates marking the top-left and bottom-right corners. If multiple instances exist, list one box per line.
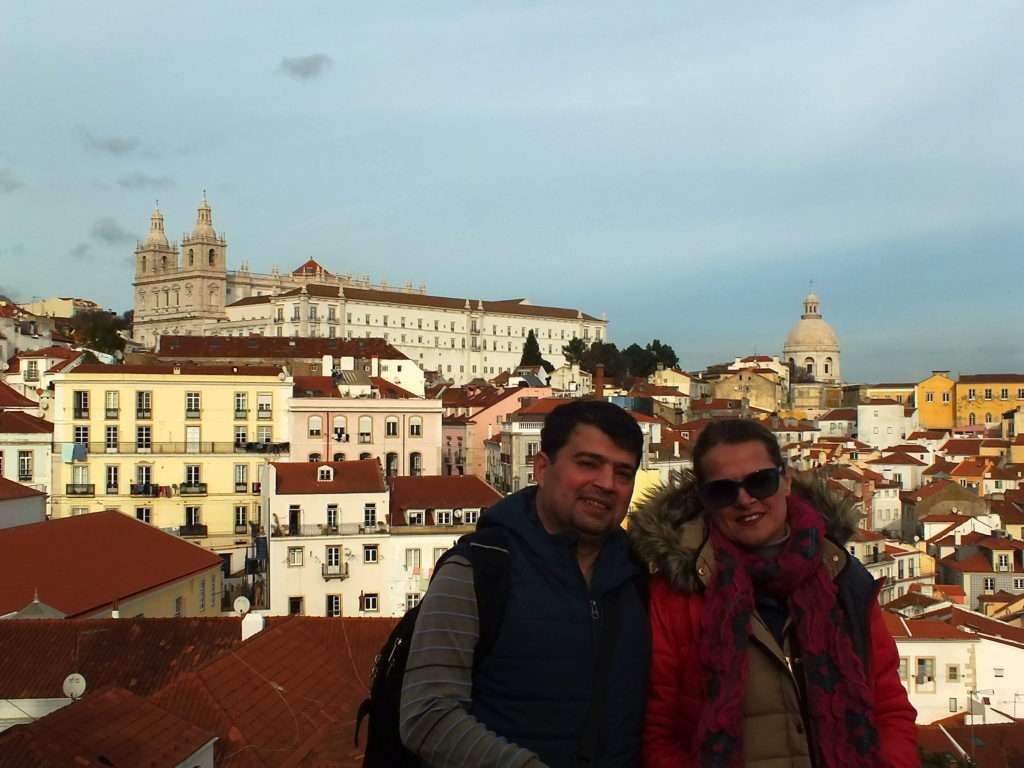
left=132, top=204, right=180, bottom=347
left=180, top=193, right=228, bottom=319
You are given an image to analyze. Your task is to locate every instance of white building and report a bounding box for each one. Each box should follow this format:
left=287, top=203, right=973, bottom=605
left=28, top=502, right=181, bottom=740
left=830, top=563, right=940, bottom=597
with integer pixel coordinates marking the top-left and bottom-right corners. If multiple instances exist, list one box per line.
left=857, top=400, right=908, bottom=450
left=131, top=200, right=608, bottom=383
left=0, top=412, right=52, bottom=505
left=782, top=293, right=841, bottom=384
left=865, top=452, right=927, bottom=492
left=264, top=461, right=501, bottom=617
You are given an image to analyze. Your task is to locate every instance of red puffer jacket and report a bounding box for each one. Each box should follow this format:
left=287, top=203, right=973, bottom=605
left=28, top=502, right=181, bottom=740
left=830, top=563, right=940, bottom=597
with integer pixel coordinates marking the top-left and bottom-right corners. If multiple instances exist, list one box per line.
left=642, top=572, right=919, bottom=768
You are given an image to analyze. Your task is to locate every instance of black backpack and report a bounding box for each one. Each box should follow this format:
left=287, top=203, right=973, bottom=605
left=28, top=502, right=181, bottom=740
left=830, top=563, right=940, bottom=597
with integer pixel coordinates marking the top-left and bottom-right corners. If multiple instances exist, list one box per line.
left=354, top=526, right=511, bottom=767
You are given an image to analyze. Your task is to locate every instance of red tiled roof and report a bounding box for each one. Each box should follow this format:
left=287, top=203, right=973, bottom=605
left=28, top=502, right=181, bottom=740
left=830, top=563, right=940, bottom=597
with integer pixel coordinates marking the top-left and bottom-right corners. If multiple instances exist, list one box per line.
left=515, top=397, right=571, bottom=417
left=0, top=477, right=46, bottom=501
left=951, top=457, right=993, bottom=477
left=908, top=430, right=949, bottom=440
left=919, top=511, right=968, bottom=524
left=293, top=375, right=341, bottom=397
left=864, top=398, right=900, bottom=405
left=691, top=398, right=743, bottom=411
left=981, top=439, right=1010, bottom=448
left=851, top=529, right=886, bottom=542
left=866, top=453, right=926, bottom=467
left=947, top=606, right=1024, bottom=646
left=628, top=383, right=684, bottom=397
left=156, top=334, right=409, bottom=361
left=70, top=363, right=284, bottom=377
left=923, top=458, right=958, bottom=476
left=0, top=411, right=53, bottom=434
left=941, top=438, right=983, bottom=456
left=148, top=616, right=399, bottom=767
left=888, top=444, right=930, bottom=454
left=0, top=512, right=222, bottom=618
left=292, top=258, right=333, bottom=276
left=820, top=408, right=857, bottom=420
left=0, top=382, right=36, bottom=408
left=389, top=475, right=502, bottom=514
left=940, top=552, right=997, bottom=574
left=44, top=354, right=83, bottom=374
left=0, top=686, right=216, bottom=767
left=14, top=346, right=78, bottom=360
left=0, top=617, right=243, bottom=698
left=272, top=460, right=386, bottom=495
left=977, top=590, right=1019, bottom=603
left=959, top=373, right=1024, bottom=383
left=881, top=611, right=974, bottom=640
left=369, top=376, right=419, bottom=399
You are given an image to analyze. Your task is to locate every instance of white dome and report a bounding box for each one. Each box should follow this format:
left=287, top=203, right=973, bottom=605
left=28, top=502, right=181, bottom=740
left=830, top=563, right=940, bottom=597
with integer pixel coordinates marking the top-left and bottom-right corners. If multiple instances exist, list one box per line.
left=144, top=208, right=169, bottom=247
left=190, top=197, right=217, bottom=239
left=783, top=292, right=840, bottom=353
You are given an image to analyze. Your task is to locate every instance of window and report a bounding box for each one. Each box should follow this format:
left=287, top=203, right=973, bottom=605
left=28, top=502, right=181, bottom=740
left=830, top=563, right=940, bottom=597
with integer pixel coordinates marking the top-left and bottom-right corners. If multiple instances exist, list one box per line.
left=73, top=390, right=89, bottom=418
left=292, top=304, right=301, bottom=321
left=926, top=392, right=934, bottom=403
left=185, top=392, right=201, bottom=417
left=410, top=452, right=422, bottom=476
left=364, top=544, right=378, bottom=563
left=995, top=667, right=1005, bottom=678
left=969, top=413, right=976, bottom=426
left=333, top=416, right=347, bottom=441
left=288, top=597, right=304, bottom=616
left=74, top=425, right=89, bottom=444
left=984, top=577, right=995, bottom=591
left=1014, top=577, right=1024, bottom=589
left=104, top=390, right=119, bottom=417
left=361, top=593, right=379, bottom=612
left=364, top=503, right=377, bottom=528
left=1001, top=387, right=1009, bottom=400
left=968, top=388, right=976, bottom=400
left=326, top=595, right=342, bottom=617
left=257, top=393, right=272, bottom=417
left=946, top=664, right=960, bottom=682
left=406, top=593, right=422, bottom=610
left=235, top=505, right=248, bottom=528
left=105, top=425, right=118, bottom=451
left=185, top=506, right=201, bottom=526
left=407, top=510, right=424, bottom=526
left=105, top=465, right=118, bottom=493
left=234, top=426, right=247, bottom=446
left=25, top=360, right=39, bottom=381
left=234, top=392, right=248, bottom=416
left=185, top=464, right=201, bottom=485
left=136, top=426, right=151, bottom=450
left=318, top=466, right=332, bottom=481
left=385, top=417, right=399, bottom=438
left=897, top=658, right=908, bottom=682
left=409, top=417, right=422, bottom=437
left=949, top=698, right=958, bottom=713
left=464, top=509, right=479, bottom=525
left=308, top=415, right=323, bottom=437
left=174, top=597, right=183, bottom=617
left=998, top=553, right=1010, bottom=569
left=385, top=452, right=398, bottom=477
left=234, top=463, right=248, bottom=491
left=436, top=509, right=452, bottom=525
left=985, top=412, right=993, bottom=424
left=257, top=425, right=273, bottom=444
left=984, top=388, right=993, bottom=400
left=135, top=507, right=150, bottom=523
left=136, top=464, right=151, bottom=486
left=358, top=416, right=372, bottom=443
left=326, top=504, right=338, bottom=528
left=17, top=451, right=32, bottom=482
left=943, top=392, right=951, bottom=403
left=288, top=547, right=304, bottom=567
left=915, top=658, right=935, bottom=690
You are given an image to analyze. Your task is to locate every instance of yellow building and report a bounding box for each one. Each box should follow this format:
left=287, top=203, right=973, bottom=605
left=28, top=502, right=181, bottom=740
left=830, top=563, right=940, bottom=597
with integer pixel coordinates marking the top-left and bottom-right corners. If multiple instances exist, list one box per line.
left=50, top=363, right=293, bottom=564
left=915, top=371, right=956, bottom=430
left=865, top=383, right=916, bottom=405
left=955, top=374, right=1024, bottom=429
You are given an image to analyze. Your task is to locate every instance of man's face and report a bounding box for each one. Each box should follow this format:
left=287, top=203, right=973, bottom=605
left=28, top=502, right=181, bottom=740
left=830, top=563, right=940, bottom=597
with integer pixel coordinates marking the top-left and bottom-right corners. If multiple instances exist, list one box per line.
left=534, top=424, right=638, bottom=540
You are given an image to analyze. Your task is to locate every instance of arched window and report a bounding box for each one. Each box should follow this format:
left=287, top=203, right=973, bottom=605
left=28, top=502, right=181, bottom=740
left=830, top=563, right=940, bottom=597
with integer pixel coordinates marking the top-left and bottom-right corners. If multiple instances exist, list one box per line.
left=969, top=413, right=976, bottom=426
left=385, top=416, right=399, bottom=438
left=308, top=415, right=323, bottom=437
left=409, top=416, right=423, bottom=437
left=386, top=452, right=399, bottom=477
left=358, top=416, right=372, bottom=443
left=332, top=452, right=345, bottom=461
left=804, top=357, right=814, bottom=375
left=141, top=255, right=147, bottom=271
left=985, top=412, right=993, bottom=423
left=410, top=452, right=422, bottom=477
left=208, top=248, right=215, bottom=266
left=333, top=416, right=347, bottom=442
left=359, top=452, right=372, bottom=460
left=161, top=255, right=167, bottom=268
left=188, top=249, right=194, bottom=266
left=824, top=357, right=833, bottom=375
left=309, top=452, right=321, bottom=462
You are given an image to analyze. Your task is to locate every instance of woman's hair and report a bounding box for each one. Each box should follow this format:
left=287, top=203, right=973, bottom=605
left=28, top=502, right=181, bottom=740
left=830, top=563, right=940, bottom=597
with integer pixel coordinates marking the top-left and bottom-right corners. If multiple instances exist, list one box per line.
left=692, top=418, right=784, bottom=484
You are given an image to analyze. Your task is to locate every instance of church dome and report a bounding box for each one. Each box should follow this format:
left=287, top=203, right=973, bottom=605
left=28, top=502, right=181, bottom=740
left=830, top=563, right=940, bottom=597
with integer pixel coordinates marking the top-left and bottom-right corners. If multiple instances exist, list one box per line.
left=190, top=195, right=217, bottom=239
left=783, top=293, right=840, bottom=353
left=144, top=207, right=169, bottom=247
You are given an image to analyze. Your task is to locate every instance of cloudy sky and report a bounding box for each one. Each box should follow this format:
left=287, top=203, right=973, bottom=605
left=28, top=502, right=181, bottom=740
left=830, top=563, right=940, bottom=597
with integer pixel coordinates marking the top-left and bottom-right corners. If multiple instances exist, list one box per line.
left=2, top=2, right=1022, bottom=382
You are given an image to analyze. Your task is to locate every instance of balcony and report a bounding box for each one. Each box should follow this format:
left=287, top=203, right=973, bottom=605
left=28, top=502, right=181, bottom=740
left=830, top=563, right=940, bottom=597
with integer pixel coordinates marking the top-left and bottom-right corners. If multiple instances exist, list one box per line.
left=179, top=482, right=208, bottom=496
left=251, top=482, right=261, bottom=494
left=130, top=483, right=160, bottom=497
left=322, top=563, right=350, bottom=581
left=333, top=431, right=349, bottom=443
left=235, top=482, right=248, bottom=493
left=234, top=409, right=248, bottom=420
left=73, top=409, right=90, bottom=419
left=136, top=409, right=152, bottom=419
left=66, top=483, right=95, bottom=496
left=180, top=524, right=208, bottom=538
left=234, top=524, right=249, bottom=535
left=58, top=441, right=290, bottom=456
left=185, top=409, right=201, bottom=420
left=105, top=408, right=119, bottom=419
left=274, top=522, right=386, bottom=537
left=273, top=315, right=284, bottom=324
left=256, top=408, right=272, bottom=420
left=105, top=485, right=119, bottom=495
left=24, top=371, right=39, bottom=382
left=358, top=433, right=372, bottom=444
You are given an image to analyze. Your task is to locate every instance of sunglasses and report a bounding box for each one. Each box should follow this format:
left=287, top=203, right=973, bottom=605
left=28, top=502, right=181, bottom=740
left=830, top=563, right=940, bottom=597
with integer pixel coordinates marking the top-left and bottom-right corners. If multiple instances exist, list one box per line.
left=697, top=466, right=783, bottom=510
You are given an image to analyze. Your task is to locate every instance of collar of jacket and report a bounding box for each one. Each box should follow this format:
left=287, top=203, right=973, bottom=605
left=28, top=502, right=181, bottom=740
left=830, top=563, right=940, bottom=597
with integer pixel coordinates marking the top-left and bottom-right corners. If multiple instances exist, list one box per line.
left=630, top=469, right=860, bottom=594
left=479, top=485, right=642, bottom=593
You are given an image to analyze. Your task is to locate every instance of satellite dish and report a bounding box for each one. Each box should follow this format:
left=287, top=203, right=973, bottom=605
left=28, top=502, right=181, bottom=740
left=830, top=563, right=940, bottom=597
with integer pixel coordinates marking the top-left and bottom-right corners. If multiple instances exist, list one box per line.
left=233, top=595, right=251, bottom=616
left=62, top=673, right=87, bottom=700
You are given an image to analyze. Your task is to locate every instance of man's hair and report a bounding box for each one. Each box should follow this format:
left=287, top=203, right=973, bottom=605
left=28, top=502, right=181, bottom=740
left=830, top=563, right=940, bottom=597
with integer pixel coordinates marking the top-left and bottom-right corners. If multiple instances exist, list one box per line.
left=692, top=418, right=784, bottom=484
left=540, top=399, right=644, bottom=468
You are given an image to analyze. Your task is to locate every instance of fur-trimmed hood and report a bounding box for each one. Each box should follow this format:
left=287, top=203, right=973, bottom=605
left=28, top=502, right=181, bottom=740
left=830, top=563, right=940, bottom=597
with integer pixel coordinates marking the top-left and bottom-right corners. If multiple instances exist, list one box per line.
left=629, top=470, right=861, bottom=594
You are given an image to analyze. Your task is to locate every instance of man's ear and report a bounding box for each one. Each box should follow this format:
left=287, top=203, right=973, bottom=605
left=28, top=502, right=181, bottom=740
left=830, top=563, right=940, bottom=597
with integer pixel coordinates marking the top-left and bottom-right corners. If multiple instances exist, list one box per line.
left=533, top=451, right=551, bottom=486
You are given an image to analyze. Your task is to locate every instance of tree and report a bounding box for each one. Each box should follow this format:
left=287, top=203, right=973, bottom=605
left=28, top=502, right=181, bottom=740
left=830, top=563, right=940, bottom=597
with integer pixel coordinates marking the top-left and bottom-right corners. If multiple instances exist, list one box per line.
left=647, top=339, right=679, bottom=370
left=68, top=309, right=127, bottom=355
left=562, top=337, right=588, bottom=366
left=622, top=343, right=657, bottom=378
left=520, top=330, right=554, bottom=373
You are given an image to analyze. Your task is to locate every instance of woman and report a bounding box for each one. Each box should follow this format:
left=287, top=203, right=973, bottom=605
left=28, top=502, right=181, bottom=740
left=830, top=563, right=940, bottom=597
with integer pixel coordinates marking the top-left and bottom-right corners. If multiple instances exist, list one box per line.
left=630, top=419, right=918, bottom=768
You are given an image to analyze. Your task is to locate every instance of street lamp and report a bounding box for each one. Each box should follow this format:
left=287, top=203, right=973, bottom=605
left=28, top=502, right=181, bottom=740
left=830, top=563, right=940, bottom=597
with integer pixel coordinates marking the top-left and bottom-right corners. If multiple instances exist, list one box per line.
left=968, top=688, right=994, bottom=767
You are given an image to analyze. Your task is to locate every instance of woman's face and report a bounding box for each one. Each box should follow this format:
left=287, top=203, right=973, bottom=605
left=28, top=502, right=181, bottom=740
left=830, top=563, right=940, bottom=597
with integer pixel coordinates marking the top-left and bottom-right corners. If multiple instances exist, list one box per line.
left=700, top=440, right=790, bottom=549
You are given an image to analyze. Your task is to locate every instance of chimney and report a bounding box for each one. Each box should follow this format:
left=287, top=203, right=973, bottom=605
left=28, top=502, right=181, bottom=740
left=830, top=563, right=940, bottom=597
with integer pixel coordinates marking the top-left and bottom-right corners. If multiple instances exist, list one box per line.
left=594, top=364, right=605, bottom=399
left=673, top=441, right=680, bottom=458
left=954, top=531, right=962, bottom=546
left=370, top=357, right=380, bottom=377
left=111, top=597, right=120, bottom=619
left=322, top=354, right=333, bottom=374
left=242, top=611, right=265, bottom=642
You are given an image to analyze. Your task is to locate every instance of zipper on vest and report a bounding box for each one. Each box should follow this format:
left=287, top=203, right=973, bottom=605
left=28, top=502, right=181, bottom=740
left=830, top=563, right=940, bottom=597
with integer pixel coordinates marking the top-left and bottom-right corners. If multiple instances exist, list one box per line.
left=590, top=600, right=600, bottom=621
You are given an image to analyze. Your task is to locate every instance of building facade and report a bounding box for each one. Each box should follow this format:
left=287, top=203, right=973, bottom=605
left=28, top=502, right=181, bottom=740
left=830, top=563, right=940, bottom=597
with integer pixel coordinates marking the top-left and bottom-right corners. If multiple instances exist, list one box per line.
left=955, top=374, right=1024, bottom=429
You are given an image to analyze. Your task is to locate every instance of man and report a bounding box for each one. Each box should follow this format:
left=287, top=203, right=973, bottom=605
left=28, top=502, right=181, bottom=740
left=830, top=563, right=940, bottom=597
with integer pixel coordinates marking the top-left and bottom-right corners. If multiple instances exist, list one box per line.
left=400, top=399, right=650, bottom=767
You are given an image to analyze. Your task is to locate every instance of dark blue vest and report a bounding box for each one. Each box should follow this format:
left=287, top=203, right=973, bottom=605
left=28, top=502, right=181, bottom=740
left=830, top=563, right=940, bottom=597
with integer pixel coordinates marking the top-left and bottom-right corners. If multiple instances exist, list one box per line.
left=470, top=488, right=650, bottom=767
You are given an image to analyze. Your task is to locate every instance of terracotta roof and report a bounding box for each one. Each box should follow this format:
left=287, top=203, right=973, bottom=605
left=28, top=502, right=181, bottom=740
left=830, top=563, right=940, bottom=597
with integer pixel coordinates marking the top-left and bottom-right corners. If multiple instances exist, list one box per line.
left=389, top=475, right=502, bottom=515
left=866, top=453, right=926, bottom=466
left=923, top=458, right=958, bottom=476
left=864, top=398, right=900, bottom=405
left=959, top=373, right=1024, bottom=383
left=940, top=552, right=999, bottom=574
left=951, top=457, right=993, bottom=477
left=0, top=382, right=36, bottom=408
left=514, top=397, right=572, bottom=417
left=44, top=354, right=83, bottom=374
left=988, top=465, right=1024, bottom=480
left=883, top=591, right=945, bottom=611
left=0, top=686, right=216, bottom=767
left=982, top=439, right=1010, bottom=448
left=908, top=430, right=949, bottom=440
left=919, top=511, right=969, bottom=524
left=691, top=398, right=744, bottom=411
left=932, top=583, right=965, bottom=597
left=888, top=444, right=930, bottom=454
left=0, top=617, right=243, bottom=698
left=0, top=477, right=46, bottom=501
left=947, top=606, right=1024, bottom=646
left=625, top=409, right=663, bottom=424
left=0, top=411, right=52, bottom=434
left=272, top=460, right=386, bottom=495
left=851, top=529, right=886, bottom=542
left=977, top=590, right=1019, bottom=603
left=14, top=345, right=78, bottom=360
left=881, top=611, right=974, bottom=640
left=156, top=334, right=409, bottom=361
left=148, top=616, right=399, bottom=767
left=920, top=720, right=1024, bottom=768
left=628, top=383, right=684, bottom=397
left=69, top=363, right=284, bottom=377
left=0, top=512, right=222, bottom=618
left=820, top=408, right=857, bottom=420
left=292, top=375, right=340, bottom=397
left=292, top=258, right=333, bottom=276
left=941, top=438, right=983, bottom=456
left=369, top=376, right=420, bottom=399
